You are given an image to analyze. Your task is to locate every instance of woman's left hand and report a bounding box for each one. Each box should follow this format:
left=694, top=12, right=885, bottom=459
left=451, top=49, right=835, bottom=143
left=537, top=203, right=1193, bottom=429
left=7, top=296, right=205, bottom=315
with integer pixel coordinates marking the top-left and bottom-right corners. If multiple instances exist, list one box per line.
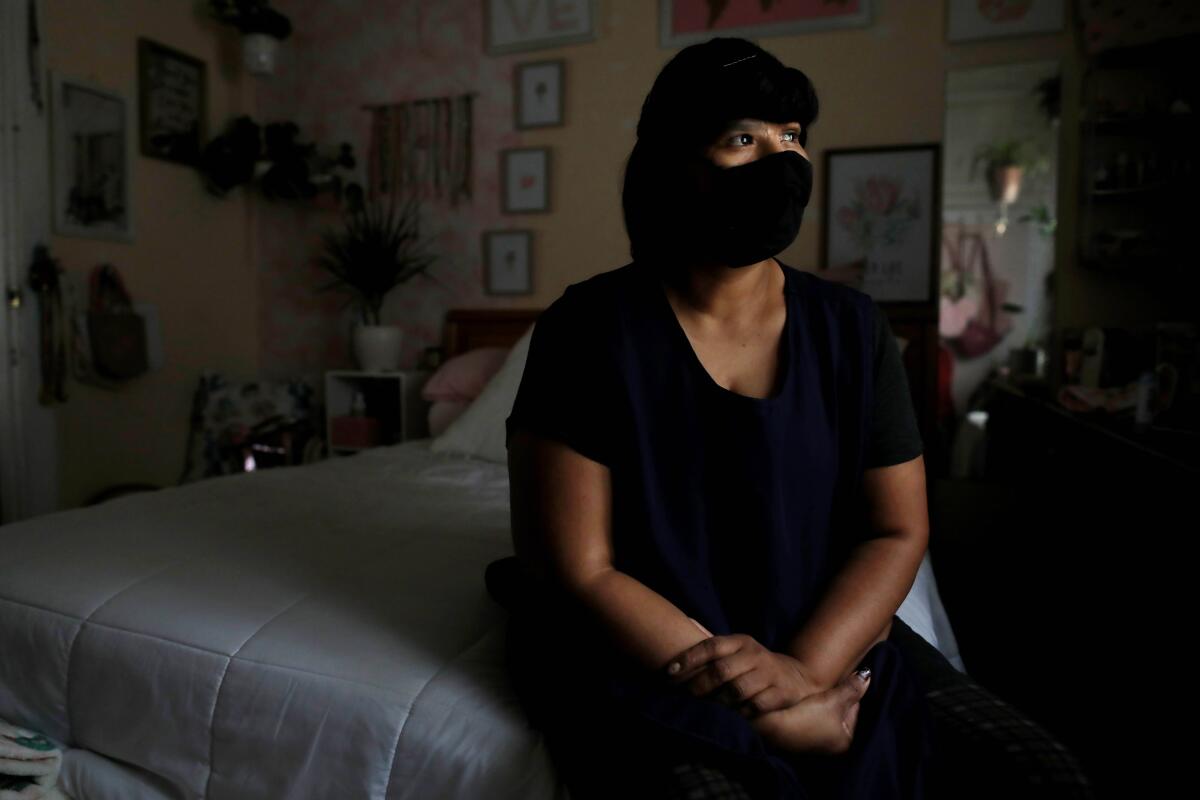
left=664, top=633, right=821, bottom=716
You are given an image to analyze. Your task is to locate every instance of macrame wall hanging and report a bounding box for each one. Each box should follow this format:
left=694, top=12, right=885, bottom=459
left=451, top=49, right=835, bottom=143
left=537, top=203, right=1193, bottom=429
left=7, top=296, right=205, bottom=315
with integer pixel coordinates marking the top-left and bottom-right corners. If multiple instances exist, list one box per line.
left=364, top=91, right=477, bottom=207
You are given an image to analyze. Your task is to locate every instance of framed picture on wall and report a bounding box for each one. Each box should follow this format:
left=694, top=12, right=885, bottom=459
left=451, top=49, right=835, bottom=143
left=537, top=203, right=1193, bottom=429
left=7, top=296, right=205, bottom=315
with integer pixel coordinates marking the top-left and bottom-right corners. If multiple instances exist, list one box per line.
left=49, top=72, right=134, bottom=242
left=945, top=0, right=1064, bottom=43
left=482, top=230, right=533, bottom=295
left=137, top=38, right=206, bottom=165
left=515, top=59, right=564, bottom=129
left=659, top=0, right=872, bottom=48
left=821, top=144, right=941, bottom=305
left=485, top=0, right=595, bottom=55
left=501, top=147, right=550, bottom=213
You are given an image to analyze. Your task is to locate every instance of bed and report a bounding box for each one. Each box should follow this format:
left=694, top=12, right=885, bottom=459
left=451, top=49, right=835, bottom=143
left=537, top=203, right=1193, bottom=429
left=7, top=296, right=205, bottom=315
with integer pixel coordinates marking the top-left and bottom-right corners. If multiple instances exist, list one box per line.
left=0, top=307, right=964, bottom=800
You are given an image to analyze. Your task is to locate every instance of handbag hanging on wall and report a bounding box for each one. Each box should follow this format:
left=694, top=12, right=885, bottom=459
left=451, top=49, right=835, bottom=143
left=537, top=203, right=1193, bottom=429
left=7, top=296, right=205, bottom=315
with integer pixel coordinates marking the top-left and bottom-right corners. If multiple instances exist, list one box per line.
left=941, top=231, right=1012, bottom=360
left=86, top=264, right=148, bottom=380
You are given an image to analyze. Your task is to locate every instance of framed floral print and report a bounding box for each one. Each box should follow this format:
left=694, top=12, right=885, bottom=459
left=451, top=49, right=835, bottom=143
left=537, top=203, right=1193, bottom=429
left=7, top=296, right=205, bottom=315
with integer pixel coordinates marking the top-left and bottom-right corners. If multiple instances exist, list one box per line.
left=821, top=144, right=941, bottom=305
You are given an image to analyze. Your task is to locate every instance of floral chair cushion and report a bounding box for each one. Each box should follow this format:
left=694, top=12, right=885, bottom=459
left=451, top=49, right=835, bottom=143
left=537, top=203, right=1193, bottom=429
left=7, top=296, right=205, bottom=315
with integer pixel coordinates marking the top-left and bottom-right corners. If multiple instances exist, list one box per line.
left=180, top=371, right=316, bottom=483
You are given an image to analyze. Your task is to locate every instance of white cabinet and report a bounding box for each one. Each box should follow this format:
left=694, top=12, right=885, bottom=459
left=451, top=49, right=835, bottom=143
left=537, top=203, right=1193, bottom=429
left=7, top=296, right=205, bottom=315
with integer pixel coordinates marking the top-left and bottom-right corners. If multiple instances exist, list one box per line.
left=324, top=370, right=431, bottom=455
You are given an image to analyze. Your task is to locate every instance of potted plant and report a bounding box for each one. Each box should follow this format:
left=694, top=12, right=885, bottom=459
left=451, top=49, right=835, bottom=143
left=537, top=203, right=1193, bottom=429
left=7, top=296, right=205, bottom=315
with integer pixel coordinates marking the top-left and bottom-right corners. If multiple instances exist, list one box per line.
left=969, top=138, right=1049, bottom=206
left=208, top=0, right=293, bottom=76
left=316, top=186, right=441, bottom=371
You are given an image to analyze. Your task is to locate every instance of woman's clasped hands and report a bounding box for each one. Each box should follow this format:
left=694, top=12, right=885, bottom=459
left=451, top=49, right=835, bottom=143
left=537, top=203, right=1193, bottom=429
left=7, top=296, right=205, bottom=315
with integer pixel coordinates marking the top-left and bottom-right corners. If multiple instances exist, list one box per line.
left=664, top=618, right=873, bottom=756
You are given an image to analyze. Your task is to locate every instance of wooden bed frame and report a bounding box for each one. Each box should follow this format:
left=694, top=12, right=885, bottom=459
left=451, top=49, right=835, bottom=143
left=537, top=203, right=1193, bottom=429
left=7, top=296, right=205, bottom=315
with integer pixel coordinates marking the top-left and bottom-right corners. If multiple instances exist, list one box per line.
left=442, top=304, right=937, bottom=448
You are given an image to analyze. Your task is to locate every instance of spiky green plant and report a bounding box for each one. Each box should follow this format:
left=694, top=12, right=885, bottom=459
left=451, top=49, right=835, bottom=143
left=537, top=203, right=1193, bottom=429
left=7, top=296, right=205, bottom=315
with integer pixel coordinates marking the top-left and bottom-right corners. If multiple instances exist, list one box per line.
left=316, top=189, right=440, bottom=325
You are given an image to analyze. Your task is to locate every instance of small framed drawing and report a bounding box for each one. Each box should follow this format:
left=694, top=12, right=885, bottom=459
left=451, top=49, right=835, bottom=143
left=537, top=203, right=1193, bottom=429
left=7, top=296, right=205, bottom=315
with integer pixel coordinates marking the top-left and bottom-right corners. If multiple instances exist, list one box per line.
left=501, top=147, right=550, bottom=213
left=659, top=0, right=872, bottom=48
left=515, top=59, right=564, bottom=130
left=137, top=37, right=206, bottom=165
left=50, top=72, right=134, bottom=242
left=821, top=144, right=941, bottom=305
left=945, top=0, right=1064, bottom=43
left=483, top=230, right=533, bottom=295
left=485, top=0, right=595, bottom=55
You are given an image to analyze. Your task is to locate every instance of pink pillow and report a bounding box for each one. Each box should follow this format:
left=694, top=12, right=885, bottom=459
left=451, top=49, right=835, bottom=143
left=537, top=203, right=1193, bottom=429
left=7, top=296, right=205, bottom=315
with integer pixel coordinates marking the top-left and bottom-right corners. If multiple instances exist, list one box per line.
left=422, top=346, right=509, bottom=403
left=428, top=399, right=471, bottom=437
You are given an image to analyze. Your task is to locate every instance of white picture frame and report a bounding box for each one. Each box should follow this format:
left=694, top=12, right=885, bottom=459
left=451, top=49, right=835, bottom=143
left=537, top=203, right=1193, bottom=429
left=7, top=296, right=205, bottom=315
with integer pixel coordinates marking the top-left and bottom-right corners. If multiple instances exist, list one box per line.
left=482, top=230, right=533, bottom=295
left=485, top=0, right=595, bottom=55
left=659, top=0, right=872, bottom=48
left=946, top=0, right=1064, bottom=43
left=50, top=71, right=134, bottom=242
left=501, top=147, right=550, bottom=214
left=515, top=59, right=564, bottom=130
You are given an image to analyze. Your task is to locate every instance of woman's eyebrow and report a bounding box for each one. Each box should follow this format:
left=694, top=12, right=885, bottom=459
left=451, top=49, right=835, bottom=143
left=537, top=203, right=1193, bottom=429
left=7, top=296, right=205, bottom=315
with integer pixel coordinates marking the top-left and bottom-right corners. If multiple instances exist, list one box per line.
left=722, top=119, right=803, bottom=132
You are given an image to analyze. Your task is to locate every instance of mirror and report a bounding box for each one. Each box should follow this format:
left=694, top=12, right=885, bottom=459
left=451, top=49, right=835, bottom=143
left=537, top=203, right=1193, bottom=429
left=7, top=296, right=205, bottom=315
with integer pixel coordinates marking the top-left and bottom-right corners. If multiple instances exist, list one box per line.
left=940, top=60, right=1061, bottom=451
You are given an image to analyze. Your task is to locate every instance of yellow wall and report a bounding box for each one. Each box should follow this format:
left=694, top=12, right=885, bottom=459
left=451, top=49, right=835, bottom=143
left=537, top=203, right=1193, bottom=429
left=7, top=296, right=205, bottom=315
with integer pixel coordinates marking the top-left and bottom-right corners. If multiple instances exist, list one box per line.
left=512, top=1, right=1071, bottom=307
left=42, top=0, right=1161, bottom=508
left=44, top=1, right=259, bottom=508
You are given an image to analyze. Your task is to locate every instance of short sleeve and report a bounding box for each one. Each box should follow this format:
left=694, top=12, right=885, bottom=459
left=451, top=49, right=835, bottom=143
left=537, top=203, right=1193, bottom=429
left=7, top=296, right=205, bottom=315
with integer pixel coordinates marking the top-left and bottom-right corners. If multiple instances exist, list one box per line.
left=864, top=302, right=924, bottom=468
left=504, top=287, right=614, bottom=466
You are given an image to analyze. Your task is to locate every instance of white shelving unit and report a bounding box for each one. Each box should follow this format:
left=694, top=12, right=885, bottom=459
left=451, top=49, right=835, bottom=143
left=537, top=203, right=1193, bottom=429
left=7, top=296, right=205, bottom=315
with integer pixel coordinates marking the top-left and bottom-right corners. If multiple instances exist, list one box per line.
left=324, top=370, right=431, bottom=455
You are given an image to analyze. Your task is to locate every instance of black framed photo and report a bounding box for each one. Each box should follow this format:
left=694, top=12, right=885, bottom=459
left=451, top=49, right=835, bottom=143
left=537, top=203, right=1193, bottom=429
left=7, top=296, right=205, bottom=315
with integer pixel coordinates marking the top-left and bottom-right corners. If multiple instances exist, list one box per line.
left=137, top=38, right=206, bottom=165
left=821, top=144, right=941, bottom=305
left=500, top=147, right=550, bottom=213
left=482, top=230, right=533, bottom=295
left=515, top=59, right=564, bottom=130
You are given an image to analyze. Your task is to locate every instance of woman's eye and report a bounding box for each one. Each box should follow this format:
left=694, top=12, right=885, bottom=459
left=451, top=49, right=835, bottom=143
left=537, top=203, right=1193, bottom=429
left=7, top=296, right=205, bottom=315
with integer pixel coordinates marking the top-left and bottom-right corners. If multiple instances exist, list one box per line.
left=729, top=133, right=753, bottom=146
left=783, top=129, right=802, bottom=143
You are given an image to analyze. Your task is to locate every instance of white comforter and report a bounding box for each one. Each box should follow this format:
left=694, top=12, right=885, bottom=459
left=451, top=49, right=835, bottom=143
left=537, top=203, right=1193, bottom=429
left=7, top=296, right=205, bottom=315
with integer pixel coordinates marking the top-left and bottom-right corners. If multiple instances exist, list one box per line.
left=0, top=440, right=961, bottom=799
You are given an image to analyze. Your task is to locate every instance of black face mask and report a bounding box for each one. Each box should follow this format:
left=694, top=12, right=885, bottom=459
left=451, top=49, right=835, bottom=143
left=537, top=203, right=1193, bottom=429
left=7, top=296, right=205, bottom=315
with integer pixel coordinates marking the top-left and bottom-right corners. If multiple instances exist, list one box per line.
left=691, top=149, right=813, bottom=268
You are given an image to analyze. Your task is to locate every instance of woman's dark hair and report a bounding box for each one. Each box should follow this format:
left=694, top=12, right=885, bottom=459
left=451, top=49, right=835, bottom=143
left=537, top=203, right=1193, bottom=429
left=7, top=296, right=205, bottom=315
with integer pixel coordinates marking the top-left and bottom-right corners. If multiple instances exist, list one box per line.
left=621, top=37, right=819, bottom=268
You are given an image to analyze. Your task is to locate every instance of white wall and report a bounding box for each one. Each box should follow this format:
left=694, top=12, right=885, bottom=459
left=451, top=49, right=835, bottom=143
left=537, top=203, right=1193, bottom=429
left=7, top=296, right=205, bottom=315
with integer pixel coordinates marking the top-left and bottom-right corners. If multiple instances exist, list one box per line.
left=1, top=0, right=59, bottom=522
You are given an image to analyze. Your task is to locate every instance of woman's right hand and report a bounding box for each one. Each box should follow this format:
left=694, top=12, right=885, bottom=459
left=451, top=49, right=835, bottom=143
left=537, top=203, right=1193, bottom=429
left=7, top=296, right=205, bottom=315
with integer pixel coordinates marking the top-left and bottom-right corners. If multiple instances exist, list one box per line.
left=745, top=668, right=872, bottom=756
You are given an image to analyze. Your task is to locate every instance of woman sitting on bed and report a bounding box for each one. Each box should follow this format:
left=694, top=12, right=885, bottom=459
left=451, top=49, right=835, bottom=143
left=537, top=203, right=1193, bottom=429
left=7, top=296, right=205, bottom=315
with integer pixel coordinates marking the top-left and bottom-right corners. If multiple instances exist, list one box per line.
left=498, top=37, right=935, bottom=799
left=491, top=36, right=1095, bottom=800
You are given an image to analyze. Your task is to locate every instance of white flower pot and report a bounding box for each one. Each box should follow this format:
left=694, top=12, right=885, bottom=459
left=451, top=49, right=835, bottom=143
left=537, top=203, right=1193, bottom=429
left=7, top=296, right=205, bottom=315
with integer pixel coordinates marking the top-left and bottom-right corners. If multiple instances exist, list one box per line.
left=242, top=33, right=279, bottom=76
left=353, top=325, right=404, bottom=372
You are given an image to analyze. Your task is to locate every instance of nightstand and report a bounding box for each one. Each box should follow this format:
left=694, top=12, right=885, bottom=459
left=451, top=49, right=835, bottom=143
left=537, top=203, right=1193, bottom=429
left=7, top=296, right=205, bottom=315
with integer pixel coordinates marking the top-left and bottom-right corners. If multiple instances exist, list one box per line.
left=324, top=370, right=431, bottom=456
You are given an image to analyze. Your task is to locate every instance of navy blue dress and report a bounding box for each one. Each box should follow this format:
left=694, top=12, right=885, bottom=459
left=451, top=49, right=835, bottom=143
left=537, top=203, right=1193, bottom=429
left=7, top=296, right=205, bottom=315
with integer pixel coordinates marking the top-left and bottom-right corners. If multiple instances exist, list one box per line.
left=502, top=259, right=935, bottom=798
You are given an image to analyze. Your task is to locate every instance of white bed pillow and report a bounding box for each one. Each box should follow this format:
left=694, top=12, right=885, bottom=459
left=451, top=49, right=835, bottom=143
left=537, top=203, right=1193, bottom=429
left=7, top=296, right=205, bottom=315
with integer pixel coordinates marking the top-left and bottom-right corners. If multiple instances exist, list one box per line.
left=429, top=324, right=535, bottom=463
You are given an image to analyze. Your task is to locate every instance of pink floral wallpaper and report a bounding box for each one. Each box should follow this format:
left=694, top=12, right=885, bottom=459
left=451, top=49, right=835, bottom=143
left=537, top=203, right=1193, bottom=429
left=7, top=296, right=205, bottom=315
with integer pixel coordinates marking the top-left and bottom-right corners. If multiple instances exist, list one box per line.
left=255, top=0, right=523, bottom=382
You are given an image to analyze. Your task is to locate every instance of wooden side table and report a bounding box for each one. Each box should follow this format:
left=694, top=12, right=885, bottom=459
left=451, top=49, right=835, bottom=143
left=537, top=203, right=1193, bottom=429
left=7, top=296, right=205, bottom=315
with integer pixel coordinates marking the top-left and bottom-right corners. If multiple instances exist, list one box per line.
left=324, top=370, right=431, bottom=456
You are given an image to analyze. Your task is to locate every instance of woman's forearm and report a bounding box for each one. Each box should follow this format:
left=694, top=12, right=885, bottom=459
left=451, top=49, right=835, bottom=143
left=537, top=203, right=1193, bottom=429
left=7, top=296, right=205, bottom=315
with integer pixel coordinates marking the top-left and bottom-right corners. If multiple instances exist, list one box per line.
left=784, top=534, right=926, bottom=690
left=571, top=567, right=710, bottom=673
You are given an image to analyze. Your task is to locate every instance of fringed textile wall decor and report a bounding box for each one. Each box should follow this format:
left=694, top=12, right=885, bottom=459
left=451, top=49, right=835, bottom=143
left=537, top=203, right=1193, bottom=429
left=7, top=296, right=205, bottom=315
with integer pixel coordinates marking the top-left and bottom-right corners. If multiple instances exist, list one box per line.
left=365, top=91, right=477, bottom=207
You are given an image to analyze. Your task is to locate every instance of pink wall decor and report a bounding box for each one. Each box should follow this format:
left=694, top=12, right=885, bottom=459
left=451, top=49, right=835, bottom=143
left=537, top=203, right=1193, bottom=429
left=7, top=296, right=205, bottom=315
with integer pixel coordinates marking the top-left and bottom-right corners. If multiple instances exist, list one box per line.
left=256, top=0, right=523, bottom=385
left=660, top=0, right=871, bottom=47
left=365, top=92, right=477, bottom=207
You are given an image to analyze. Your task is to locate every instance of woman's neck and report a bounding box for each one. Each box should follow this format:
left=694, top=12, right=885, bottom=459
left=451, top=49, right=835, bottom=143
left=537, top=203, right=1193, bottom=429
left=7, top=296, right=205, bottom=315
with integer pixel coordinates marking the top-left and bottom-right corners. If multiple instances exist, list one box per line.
left=660, top=257, right=781, bottom=322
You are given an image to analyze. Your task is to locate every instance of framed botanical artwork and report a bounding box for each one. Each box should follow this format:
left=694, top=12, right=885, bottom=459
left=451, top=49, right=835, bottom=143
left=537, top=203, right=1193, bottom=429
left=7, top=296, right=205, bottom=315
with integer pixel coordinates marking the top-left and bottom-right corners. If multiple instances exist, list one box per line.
left=659, top=0, right=872, bottom=48
left=482, top=230, right=533, bottom=295
left=821, top=144, right=941, bottom=305
left=515, top=59, right=564, bottom=130
left=945, top=0, right=1064, bottom=43
left=501, top=147, right=550, bottom=213
left=49, top=72, right=134, bottom=242
left=485, top=0, right=595, bottom=55
left=137, top=38, right=206, bottom=165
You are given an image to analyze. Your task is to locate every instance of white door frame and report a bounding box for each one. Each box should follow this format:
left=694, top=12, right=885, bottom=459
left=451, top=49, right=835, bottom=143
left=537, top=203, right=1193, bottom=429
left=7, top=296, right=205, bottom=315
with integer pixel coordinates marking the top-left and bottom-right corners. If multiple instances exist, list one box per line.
left=1, top=0, right=58, bottom=522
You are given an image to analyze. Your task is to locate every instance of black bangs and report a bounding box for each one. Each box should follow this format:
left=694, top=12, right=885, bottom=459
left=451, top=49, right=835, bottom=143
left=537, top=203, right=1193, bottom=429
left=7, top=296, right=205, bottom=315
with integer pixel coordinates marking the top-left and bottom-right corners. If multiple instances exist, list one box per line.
left=635, top=37, right=820, bottom=151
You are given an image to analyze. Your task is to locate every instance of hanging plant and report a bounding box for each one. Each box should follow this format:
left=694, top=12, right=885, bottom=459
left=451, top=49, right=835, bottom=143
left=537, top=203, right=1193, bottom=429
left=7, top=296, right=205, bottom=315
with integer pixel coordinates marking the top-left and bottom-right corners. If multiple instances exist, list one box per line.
left=197, top=115, right=355, bottom=202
